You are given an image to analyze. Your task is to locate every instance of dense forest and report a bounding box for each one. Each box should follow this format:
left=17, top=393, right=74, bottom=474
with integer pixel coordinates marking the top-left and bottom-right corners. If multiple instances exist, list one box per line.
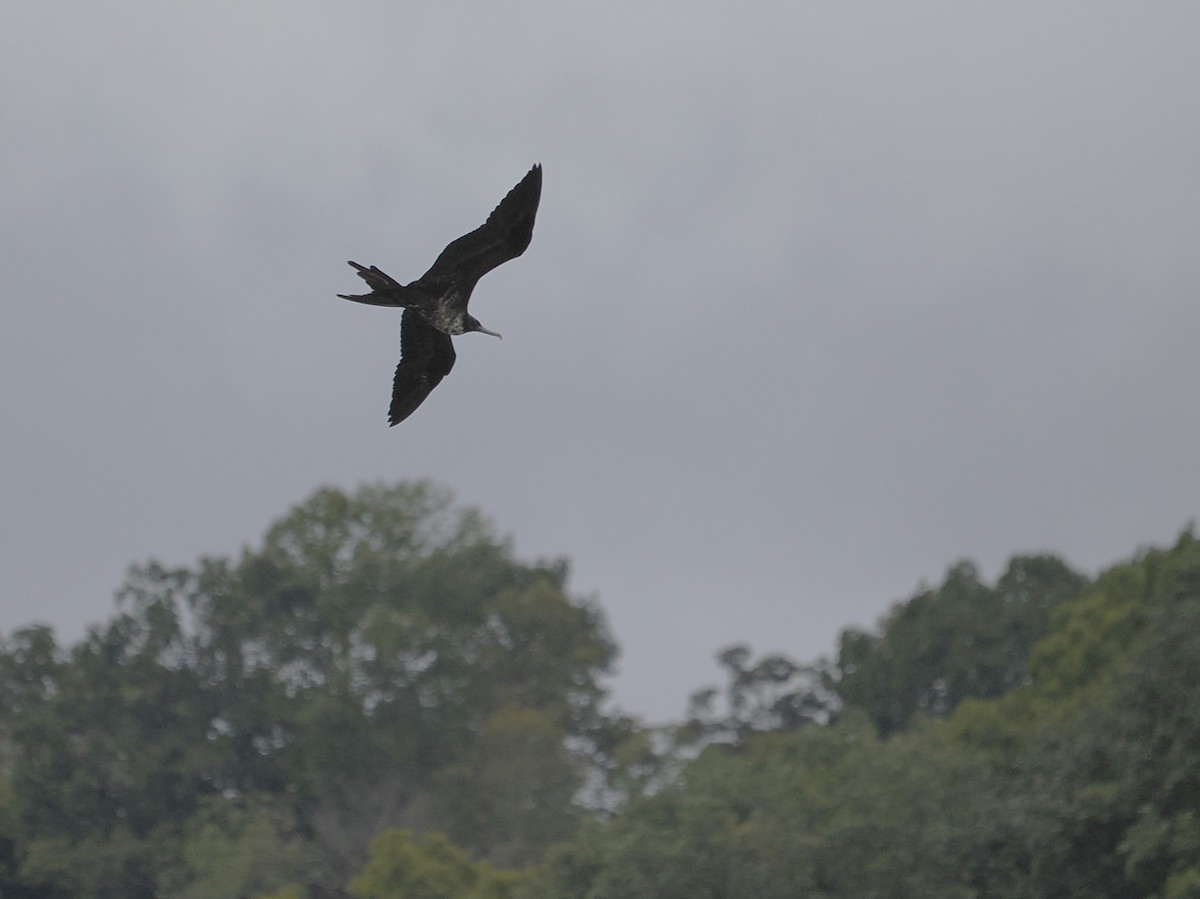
left=2, top=482, right=1198, bottom=898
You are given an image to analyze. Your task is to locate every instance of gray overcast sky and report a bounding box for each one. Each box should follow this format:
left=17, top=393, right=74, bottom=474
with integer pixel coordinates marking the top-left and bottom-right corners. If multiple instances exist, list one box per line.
left=2, top=2, right=1198, bottom=722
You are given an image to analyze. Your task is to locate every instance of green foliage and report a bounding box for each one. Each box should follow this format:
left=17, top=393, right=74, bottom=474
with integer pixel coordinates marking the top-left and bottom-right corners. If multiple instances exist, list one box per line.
left=2, top=480, right=1199, bottom=899
left=836, top=555, right=1086, bottom=735
left=531, top=529, right=1200, bottom=899
left=347, top=829, right=521, bottom=899
left=527, top=714, right=981, bottom=899
left=435, top=708, right=581, bottom=868
left=682, top=644, right=834, bottom=746
left=159, top=795, right=314, bottom=899
left=18, top=828, right=153, bottom=899
left=0, top=482, right=616, bottom=898
left=1163, top=868, right=1200, bottom=899
left=256, top=887, right=307, bottom=899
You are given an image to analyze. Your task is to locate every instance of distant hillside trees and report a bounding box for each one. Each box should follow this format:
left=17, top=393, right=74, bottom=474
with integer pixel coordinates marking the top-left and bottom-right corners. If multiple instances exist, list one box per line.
left=0, top=482, right=624, bottom=898
left=529, top=529, right=1200, bottom=899
left=2, top=481, right=1197, bottom=899
left=835, top=553, right=1087, bottom=735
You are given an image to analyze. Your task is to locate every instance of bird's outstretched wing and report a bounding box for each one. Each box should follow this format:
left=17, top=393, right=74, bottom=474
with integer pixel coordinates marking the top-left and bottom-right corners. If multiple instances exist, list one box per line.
left=339, top=261, right=417, bottom=307
left=389, top=308, right=457, bottom=425
left=415, top=164, right=542, bottom=291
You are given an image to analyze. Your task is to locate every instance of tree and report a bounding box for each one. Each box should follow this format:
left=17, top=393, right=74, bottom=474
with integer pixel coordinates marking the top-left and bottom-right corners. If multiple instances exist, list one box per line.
left=525, top=714, right=984, bottom=899
left=528, top=532, right=1200, bottom=899
left=157, top=795, right=314, bottom=899
left=346, top=830, right=520, bottom=899
left=836, top=555, right=1085, bottom=735
left=434, top=708, right=580, bottom=868
left=0, top=482, right=619, bottom=897
left=947, top=528, right=1200, bottom=899
left=682, top=644, right=833, bottom=747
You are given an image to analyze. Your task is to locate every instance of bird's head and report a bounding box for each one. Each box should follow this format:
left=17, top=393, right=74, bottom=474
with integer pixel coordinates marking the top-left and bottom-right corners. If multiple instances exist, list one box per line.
left=465, top=315, right=502, bottom=339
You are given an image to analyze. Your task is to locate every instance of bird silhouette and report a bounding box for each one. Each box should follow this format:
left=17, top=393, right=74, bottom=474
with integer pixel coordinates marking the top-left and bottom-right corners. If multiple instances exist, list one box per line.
left=339, top=164, right=542, bottom=425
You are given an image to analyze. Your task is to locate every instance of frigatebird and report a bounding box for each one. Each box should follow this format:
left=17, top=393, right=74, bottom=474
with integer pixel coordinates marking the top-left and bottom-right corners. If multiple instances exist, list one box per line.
left=339, top=163, right=542, bottom=425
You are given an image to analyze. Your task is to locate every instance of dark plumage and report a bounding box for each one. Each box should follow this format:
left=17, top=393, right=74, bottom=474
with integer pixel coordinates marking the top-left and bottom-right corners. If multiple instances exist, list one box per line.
left=339, top=164, right=542, bottom=425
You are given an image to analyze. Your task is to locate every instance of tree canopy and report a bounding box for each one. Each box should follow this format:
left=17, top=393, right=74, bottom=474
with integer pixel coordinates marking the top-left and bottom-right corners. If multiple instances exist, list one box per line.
left=532, top=528, right=1200, bottom=899
left=0, top=482, right=618, bottom=898
left=2, top=481, right=1198, bottom=899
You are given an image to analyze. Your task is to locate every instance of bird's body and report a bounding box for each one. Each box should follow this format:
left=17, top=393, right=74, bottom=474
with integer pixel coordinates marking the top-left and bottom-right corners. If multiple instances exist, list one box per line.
left=339, top=163, right=542, bottom=425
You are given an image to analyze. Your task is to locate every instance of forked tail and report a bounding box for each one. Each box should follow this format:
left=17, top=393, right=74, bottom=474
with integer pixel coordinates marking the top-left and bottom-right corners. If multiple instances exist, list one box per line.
left=337, top=261, right=415, bottom=307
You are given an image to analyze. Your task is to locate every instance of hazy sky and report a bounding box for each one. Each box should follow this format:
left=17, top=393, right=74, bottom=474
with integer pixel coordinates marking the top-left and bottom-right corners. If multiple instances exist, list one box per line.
left=3, top=2, right=1198, bottom=722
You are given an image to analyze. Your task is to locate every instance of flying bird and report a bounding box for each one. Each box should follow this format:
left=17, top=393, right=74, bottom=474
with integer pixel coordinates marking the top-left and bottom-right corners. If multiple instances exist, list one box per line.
left=339, top=163, right=542, bottom=425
